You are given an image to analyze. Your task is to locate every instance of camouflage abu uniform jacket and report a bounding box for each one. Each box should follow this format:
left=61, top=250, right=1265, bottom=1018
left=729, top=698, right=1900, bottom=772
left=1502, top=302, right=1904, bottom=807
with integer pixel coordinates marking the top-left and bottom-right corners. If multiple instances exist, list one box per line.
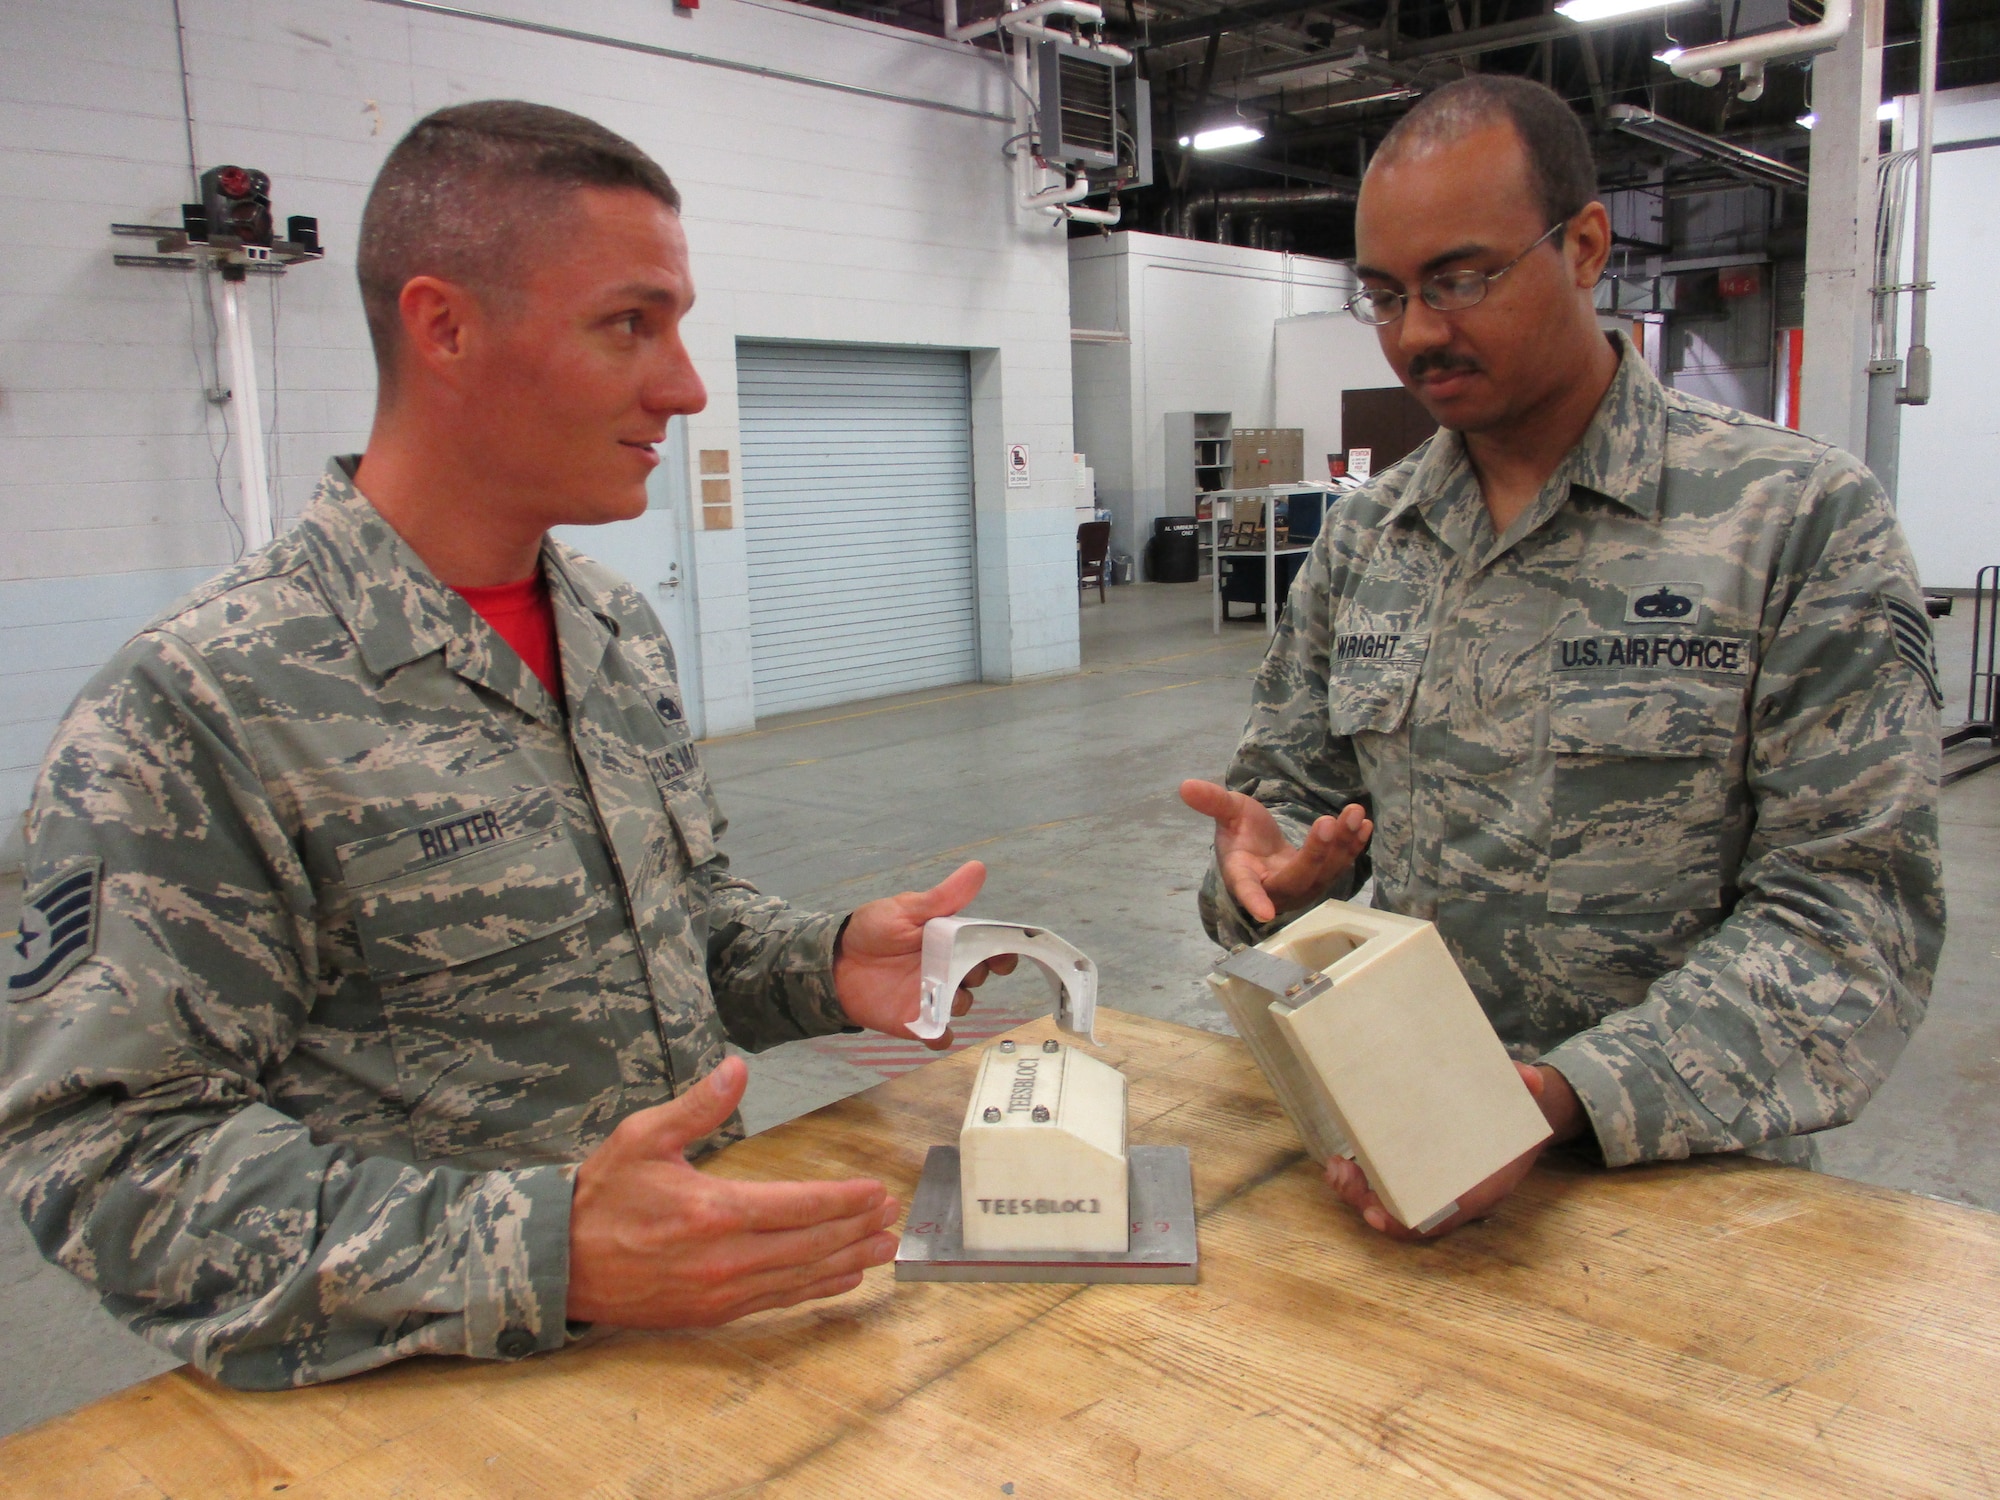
left=1202, top=336, right=1945, bottom=1168
left=1, top=459, right=852, bottom=1388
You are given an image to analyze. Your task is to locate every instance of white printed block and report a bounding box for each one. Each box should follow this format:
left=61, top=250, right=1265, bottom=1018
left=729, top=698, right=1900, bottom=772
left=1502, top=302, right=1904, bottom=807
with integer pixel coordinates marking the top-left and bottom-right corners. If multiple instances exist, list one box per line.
left=959, top=1041, right=1129, bottom=1253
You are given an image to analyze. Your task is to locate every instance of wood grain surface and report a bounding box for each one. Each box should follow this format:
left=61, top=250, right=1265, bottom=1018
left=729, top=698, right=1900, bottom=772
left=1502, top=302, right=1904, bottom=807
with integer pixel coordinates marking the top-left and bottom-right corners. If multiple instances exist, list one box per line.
left=5, top=1009, right=1996, bottom=1499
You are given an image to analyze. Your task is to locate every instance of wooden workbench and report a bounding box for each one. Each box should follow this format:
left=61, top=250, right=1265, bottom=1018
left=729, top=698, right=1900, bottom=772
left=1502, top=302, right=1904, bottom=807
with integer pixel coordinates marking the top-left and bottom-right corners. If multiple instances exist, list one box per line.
left=6, top=1009, right=1998, bottom=1498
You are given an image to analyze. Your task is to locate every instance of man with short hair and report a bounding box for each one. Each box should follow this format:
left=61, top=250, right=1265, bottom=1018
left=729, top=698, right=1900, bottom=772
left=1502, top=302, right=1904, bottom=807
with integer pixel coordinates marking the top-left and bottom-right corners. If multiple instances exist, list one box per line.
left=1, top=101, right=1009, bottom=1388
left=1183, top=75, right=1945, bottom=1237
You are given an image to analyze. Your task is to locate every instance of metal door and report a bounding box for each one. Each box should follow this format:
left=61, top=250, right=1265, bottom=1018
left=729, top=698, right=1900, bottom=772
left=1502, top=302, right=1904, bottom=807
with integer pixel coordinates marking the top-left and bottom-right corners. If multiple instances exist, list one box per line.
left=737, top=341, right=977, bottom=719
left=553, top=415, right=705, bottom=737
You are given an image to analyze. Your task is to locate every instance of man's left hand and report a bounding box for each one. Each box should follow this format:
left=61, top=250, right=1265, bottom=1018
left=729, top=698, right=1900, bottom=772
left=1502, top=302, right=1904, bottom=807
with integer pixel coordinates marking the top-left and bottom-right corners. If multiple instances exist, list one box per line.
left=1323, top=1063, right=1588, bottom=1240
left=833, top=860, right=1017, bottom=1050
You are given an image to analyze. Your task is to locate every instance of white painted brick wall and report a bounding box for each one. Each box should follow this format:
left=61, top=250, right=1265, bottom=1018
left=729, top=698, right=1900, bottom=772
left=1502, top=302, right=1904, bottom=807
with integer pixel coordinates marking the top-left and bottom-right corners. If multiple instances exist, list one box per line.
left=0, top=0, right=1083, bottom=866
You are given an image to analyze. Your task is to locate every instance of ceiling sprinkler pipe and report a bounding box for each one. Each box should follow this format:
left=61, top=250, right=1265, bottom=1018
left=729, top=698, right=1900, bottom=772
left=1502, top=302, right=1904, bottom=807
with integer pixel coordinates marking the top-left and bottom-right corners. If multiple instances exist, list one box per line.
left=1737, top=59, right=1766, bottom=101
left=1667, top=0, right=1850, bottom=85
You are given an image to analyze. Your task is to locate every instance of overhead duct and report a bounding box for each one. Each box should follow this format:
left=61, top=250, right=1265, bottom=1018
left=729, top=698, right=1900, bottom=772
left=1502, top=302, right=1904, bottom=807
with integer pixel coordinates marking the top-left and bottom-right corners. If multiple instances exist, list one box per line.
left=1178, top=185, right=1355, bottom=241
left=1607, top=104, right=1807, bottom=190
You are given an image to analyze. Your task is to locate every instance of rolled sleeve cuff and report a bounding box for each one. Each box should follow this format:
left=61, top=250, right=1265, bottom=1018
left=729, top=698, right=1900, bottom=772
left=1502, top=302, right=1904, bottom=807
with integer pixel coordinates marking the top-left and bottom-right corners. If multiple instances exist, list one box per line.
left=778, top=908, right=853, bottom=1035
left=465, top=1163, right=576, bottom=1361
left=1541, top=1029, right=1693, bottom=1171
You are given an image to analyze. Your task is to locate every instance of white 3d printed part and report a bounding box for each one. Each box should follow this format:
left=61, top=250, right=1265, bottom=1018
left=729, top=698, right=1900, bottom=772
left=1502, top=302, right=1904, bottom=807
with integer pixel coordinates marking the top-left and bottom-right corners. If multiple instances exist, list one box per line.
left=958, top=1039, right=1129, bottom=1253
left=915, top=918, right=1099, bottom=1044
left=1208, top=902, right=1552, bottom=1234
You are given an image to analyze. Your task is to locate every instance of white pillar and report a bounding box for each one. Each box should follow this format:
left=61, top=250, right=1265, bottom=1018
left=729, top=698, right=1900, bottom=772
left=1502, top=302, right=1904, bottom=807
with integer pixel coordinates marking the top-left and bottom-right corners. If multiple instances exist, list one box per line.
left=1800, top=0, right=1885, bottom=455
left=218, top=273, right=274, bottom=551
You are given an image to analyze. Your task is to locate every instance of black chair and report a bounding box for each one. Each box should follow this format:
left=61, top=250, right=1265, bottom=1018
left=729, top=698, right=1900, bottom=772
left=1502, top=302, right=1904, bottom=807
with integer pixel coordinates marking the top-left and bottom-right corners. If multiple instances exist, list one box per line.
left=1077, top=521, right=1111, bottom=602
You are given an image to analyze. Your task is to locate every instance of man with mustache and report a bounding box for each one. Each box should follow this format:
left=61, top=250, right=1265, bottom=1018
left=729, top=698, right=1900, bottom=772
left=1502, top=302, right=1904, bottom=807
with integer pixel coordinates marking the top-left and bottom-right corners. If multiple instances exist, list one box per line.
left=1, top=101, right=1012, bottom=1387
left=1183, top=75, right=1944, bottom=1236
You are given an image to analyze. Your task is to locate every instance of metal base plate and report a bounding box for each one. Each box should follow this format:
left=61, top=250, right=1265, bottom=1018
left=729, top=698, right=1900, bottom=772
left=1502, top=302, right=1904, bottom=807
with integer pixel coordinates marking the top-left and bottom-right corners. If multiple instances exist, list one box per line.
left=894, top=1145, right=1198, bottom=1284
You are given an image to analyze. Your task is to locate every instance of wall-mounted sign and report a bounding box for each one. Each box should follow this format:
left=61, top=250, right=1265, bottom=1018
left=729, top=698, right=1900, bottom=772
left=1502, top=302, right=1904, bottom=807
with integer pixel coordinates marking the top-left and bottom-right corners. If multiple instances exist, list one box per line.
left=1006, top=443, right=1032, bottom=488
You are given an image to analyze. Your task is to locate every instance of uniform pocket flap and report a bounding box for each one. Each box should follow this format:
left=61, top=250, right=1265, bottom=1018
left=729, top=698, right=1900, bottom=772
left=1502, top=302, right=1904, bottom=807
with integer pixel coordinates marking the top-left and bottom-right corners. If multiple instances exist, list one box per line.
left=1549, top=674, right=1741, bottom=759
left=1327, top=668, right=1421, bottom=738
left=349, top=822, right=599, bottom=982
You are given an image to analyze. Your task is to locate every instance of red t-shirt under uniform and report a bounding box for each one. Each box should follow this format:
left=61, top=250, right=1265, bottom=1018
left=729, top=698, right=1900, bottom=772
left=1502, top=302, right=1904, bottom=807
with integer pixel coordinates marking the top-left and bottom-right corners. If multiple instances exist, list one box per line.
left=454, top=573, right=561, bottom=699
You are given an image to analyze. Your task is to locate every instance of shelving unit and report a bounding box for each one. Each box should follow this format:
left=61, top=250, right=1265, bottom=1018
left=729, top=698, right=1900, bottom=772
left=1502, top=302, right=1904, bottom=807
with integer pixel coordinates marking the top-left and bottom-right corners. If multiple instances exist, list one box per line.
left=1207, top=486, right=1334, bottom=636
left=1166, top=412, right=1233, bottom=575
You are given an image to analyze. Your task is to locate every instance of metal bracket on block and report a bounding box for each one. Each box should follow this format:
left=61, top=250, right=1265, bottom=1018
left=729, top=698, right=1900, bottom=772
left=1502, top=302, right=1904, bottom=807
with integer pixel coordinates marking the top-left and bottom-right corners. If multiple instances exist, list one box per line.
left=1213, top=946, right=1333, bottom=1010
left=916, top=918, right=1099, bottom=1044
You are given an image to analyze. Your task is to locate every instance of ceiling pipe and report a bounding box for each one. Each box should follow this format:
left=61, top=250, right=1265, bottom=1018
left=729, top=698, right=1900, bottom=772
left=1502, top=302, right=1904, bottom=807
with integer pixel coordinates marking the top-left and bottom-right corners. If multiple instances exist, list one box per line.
left=1607, top=103, right=1807, bottom=189
left=943, top=0, right=1134, bottom=65
left=1180, top=184, right=1355, bottom=240
left=1664, top=0, right=1851, bottom=87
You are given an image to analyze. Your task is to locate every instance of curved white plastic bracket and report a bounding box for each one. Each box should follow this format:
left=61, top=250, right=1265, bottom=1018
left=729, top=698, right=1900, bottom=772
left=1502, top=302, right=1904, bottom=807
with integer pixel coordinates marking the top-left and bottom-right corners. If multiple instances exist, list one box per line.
left=916, top=918, right=1099, bottom=1045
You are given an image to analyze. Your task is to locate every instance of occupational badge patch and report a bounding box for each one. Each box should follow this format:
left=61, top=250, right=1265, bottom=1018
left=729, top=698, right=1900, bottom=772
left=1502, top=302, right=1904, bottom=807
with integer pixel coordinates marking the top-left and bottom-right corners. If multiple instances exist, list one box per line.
left=1879, top=592, right=1944, bottom=708
left=8, top=858, right=101, bottom=1002
left=1624, top=581, right=1705, bottom=624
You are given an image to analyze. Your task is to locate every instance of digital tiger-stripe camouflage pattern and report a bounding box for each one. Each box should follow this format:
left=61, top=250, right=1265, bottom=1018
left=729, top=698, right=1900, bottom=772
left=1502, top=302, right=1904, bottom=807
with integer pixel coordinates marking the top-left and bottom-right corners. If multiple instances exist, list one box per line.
left=2, top=459, right=853, bottom=1389
left=1201, top=337, right=1945, bottom=1169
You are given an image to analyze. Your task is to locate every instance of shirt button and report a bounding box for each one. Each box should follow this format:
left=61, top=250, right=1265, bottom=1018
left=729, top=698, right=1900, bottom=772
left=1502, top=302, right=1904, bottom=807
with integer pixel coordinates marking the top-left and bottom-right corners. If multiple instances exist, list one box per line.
left=495, top=1326, right=538, bottom=1360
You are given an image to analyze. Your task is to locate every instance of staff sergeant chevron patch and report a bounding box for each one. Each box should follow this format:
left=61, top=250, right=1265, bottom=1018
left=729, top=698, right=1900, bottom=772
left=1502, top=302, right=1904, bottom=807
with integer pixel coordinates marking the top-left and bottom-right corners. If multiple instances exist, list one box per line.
left=1879, top=592, right=1944, bottom=709
left=8, top=859, right=101, bottom=1001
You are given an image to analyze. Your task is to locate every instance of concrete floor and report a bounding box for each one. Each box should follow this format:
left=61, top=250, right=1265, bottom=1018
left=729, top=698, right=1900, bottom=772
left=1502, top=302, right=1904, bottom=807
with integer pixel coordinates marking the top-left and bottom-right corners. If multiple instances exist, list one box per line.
left=1, top=580, right=1995, bottom=1438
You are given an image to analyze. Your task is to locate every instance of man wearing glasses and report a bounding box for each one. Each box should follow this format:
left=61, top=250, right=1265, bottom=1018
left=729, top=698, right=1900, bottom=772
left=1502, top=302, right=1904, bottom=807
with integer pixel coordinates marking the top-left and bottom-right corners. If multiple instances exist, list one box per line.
left=1182, top=75, right=1944, bottom=1237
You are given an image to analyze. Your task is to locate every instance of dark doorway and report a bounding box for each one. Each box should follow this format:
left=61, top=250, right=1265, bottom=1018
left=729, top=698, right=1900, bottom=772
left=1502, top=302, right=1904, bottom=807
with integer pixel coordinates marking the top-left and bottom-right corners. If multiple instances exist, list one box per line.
left=1341, top=387, right=1439, bottom=475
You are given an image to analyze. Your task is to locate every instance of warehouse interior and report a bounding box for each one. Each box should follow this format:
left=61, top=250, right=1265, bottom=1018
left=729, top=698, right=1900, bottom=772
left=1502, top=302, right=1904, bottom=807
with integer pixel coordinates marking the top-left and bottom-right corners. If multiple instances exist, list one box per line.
left=4, top=0, right=2000, bottom=1473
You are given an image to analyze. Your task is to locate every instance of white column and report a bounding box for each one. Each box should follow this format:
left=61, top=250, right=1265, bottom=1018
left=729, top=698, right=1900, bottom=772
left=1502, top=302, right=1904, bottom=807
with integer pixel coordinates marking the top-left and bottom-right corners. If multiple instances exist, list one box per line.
left=1800, top=0, right=1885, bottom=455
left=218, top=273, right=274, bottom=551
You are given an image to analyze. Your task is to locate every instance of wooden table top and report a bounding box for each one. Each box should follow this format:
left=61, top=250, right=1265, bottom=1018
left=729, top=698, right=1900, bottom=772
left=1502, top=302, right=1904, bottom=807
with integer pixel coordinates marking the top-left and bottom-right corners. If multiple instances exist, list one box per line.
left=8, top=1008, right=1998, bottom=1499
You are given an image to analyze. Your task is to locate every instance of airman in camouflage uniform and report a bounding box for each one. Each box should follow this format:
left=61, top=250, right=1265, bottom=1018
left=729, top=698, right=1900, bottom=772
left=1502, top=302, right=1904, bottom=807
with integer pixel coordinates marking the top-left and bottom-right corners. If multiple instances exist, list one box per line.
left=1201, top=333, right=1946, bottom=1168
left=0, top=458, right=858, bottom=1388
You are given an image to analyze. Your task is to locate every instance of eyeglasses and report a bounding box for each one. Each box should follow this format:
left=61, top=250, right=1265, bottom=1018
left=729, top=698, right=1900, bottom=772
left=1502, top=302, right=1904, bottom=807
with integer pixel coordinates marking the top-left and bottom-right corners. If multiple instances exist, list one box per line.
left=1344, top=221, right=1567, bottom=327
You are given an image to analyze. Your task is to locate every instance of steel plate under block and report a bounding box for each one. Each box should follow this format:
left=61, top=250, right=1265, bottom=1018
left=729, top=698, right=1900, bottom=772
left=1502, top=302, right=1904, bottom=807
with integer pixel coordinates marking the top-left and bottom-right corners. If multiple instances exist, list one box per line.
left=894, top=1145, right=1198, bottom=1284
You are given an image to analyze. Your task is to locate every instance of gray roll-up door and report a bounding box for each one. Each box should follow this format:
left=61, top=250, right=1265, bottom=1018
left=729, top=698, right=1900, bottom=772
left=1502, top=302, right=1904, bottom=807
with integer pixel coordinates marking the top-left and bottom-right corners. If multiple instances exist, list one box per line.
left=738, top=341, right=978, bottom=718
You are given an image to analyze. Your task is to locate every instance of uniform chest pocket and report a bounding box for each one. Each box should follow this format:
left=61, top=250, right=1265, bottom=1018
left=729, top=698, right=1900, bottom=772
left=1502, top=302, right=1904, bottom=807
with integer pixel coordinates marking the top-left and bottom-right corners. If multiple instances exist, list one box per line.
left=339, top=791, right=604, bottom=983
left=1545, top=674, right=1743, bottom=915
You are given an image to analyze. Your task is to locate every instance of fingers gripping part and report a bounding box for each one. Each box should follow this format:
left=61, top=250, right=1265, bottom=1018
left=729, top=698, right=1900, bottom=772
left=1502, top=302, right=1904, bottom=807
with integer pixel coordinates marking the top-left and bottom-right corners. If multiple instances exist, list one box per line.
left=916, top=918, right=1099, bottom=1045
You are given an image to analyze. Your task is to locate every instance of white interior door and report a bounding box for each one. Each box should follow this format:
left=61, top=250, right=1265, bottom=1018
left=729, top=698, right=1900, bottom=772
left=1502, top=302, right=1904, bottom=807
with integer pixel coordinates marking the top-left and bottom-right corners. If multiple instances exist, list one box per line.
left=553, top=416, right=705, bottom=737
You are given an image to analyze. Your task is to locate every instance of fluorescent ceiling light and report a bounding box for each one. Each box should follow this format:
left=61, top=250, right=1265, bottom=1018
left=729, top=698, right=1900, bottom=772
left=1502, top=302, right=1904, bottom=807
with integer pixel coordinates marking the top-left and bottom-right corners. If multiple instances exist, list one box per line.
left=1189, top=124, right=1264, bottom=151
left=1654, top=46, right=1684, bottom=62
left=1798, top=111, right=1817, bottom=128
left=1557, top=0, right=1690, bottom=23
left=1877, top=100, right=1898, bottom=120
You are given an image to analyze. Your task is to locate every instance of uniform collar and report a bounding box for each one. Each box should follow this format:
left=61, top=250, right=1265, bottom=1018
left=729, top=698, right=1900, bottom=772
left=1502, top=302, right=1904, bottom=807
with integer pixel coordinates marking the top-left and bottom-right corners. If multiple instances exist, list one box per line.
left=299, top=457, right=622, bottom=724
left=1383, top=333, right=1667, bottom=557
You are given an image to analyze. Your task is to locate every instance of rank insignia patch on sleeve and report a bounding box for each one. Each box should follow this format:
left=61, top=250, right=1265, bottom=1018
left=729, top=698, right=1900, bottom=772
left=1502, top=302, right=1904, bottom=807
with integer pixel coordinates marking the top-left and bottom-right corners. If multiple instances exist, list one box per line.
left=1879, top=592, right=1944, bottom=709
left=8, top=859, right=101, bottom=1002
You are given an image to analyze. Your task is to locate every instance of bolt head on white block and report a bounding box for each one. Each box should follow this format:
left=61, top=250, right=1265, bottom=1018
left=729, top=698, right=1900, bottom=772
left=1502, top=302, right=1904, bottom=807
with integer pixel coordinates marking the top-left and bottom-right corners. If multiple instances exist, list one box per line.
left=959, top=1041, right=1129, bottom=1253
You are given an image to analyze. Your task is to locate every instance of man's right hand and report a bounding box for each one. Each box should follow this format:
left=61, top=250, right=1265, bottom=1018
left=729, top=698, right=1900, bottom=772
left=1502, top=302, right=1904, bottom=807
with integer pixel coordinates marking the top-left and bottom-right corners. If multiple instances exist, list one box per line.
left=1179, top=779, right=1373, bottom=925
left=566, top=1055, right=899, bottom=1328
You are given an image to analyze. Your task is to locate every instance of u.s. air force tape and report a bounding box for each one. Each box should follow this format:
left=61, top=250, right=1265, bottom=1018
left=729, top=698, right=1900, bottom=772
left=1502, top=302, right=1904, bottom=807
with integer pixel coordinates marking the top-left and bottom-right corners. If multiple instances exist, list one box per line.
left=1553, top=634, right=1751, bottom=675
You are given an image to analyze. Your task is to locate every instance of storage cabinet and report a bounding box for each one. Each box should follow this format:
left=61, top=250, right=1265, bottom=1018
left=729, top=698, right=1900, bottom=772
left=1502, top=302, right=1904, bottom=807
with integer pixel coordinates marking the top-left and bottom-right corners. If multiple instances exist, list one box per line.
left=1164, top=411, right=1234, bottom=518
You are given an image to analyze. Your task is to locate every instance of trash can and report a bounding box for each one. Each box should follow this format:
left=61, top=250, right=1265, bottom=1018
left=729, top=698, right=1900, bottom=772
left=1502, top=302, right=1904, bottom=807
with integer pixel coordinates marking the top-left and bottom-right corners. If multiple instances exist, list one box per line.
left=1147, top=516, right=1200, bottom=583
